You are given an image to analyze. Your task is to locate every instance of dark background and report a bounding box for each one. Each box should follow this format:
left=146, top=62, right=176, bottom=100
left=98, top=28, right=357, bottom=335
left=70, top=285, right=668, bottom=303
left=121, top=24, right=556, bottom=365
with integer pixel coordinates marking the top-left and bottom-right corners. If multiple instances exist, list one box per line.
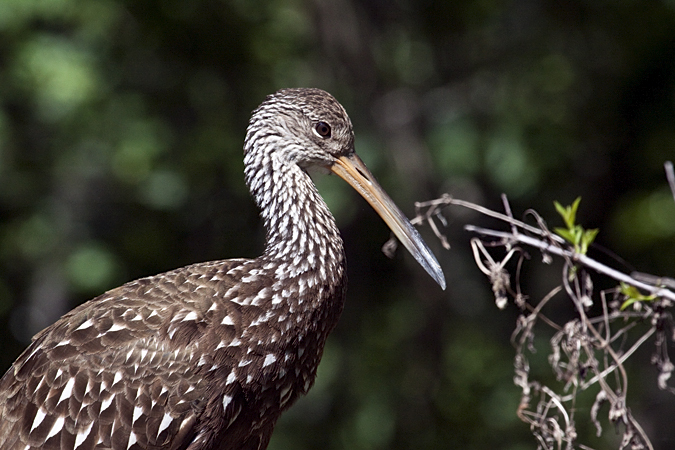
left=1, top=0, right=675, bottom=449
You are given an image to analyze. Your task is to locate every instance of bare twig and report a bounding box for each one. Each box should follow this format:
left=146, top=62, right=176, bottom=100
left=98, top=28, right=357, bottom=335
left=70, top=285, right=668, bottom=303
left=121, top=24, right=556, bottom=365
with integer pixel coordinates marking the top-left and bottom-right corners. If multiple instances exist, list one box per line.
left=665, top=161, right=675, bottom=203
left=463, top=225, right=675, bottom=303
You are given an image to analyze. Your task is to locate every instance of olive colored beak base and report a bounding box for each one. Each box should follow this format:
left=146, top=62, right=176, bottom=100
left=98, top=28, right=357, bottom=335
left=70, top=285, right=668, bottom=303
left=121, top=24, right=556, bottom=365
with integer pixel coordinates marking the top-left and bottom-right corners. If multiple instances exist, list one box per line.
left=331, top=153, right=446, bottom=290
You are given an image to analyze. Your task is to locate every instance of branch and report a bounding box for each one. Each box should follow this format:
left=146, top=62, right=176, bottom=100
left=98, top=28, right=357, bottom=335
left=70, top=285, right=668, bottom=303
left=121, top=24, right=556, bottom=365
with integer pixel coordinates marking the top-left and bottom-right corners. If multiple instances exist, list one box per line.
left=464, top=224, right=675, bottom=302
left=409, top=180, right=675, bottom=449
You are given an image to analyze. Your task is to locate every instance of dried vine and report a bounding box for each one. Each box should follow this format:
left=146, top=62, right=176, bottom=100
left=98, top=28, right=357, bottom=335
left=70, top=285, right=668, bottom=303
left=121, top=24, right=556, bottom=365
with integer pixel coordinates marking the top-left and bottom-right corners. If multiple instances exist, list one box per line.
left=404, top=162, right=675, bottom=449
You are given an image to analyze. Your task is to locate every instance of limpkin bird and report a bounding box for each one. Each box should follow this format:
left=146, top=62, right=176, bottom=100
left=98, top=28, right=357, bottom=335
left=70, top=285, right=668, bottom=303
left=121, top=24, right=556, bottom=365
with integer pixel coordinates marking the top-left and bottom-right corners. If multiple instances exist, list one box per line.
left=0, top=88, right=445, bottom=450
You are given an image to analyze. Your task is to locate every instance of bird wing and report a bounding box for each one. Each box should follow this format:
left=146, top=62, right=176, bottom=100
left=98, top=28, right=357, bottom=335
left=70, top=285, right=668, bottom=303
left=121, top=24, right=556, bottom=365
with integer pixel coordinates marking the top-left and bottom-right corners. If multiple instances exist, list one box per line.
left=0, top=260, right=250, bottom=450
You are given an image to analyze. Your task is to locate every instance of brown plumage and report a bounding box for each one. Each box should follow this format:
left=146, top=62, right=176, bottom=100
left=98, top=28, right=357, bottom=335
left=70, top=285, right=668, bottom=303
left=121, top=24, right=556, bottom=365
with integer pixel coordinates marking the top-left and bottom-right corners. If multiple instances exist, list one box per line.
left=0, top=88, right=444, bottom=450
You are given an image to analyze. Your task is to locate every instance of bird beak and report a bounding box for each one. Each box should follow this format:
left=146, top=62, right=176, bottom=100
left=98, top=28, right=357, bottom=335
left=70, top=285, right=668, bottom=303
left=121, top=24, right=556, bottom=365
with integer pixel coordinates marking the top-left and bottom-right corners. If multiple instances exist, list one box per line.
left=331, top=153, right=446, bottom=290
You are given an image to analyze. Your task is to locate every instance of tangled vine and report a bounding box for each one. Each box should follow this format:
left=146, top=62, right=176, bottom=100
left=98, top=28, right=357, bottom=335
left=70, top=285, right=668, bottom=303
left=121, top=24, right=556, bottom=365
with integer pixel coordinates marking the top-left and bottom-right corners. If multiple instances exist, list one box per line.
left=404, top=162, right=675, bottom=450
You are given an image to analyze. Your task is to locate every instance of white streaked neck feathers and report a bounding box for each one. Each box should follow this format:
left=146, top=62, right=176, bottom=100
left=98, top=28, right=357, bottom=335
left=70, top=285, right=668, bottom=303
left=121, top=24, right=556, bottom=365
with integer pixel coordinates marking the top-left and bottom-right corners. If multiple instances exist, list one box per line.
left=243, top=116, right=344, bottom=278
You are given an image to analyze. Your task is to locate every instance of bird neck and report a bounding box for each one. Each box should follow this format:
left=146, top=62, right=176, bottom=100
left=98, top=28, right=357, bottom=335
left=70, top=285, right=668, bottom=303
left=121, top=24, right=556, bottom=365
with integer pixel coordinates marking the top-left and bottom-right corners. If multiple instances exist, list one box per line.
left=244, top=150, right=345, bottom=277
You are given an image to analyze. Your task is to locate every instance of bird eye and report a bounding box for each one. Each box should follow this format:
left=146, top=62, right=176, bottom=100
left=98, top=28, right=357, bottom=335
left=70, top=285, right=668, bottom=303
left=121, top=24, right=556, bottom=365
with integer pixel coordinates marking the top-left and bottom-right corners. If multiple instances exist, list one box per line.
left=314, top=122, right=331, bottom=138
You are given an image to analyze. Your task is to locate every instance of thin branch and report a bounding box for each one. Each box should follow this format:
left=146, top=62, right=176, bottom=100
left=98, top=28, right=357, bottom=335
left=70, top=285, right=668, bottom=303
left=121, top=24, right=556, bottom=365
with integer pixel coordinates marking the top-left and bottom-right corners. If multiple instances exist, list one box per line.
left=580, top=326, right=656, bottom=390
left=666, top=161, right=675, bottom=203
left=464, top=225, right=675, bottom=302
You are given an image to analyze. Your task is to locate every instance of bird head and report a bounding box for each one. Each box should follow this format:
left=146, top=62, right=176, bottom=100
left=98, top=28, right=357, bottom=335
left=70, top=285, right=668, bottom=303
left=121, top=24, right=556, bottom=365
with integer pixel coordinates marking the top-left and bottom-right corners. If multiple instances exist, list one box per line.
left=245, top=88, right=355, bottom=171
left=244, top=88, right=446, bottom=289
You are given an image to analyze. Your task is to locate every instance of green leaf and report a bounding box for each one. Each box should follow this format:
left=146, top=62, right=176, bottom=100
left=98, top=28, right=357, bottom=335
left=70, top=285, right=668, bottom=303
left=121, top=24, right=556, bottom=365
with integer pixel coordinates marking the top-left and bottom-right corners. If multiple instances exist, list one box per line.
left=619, top=282, right=656, bottom=310
left=554, top=197, right=582, bottom=229
left=554, top=200, right=567, bottom=221
left=554, top=198, right=598, bottom=255
left=620, top=282, right=642, bottom=298
left=569, top=197, right=581, bottom=227
left=620, top=297, right=640, bottom=310
left=580, top=228, right=599, bottom=254
left=554, top=227, right=576, bottom=244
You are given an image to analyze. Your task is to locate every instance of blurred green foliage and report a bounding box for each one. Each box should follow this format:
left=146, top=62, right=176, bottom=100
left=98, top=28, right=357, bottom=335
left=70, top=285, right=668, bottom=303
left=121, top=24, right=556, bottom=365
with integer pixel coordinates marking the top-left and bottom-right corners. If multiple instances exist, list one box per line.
left=1, top=0, right=675, bottom=449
